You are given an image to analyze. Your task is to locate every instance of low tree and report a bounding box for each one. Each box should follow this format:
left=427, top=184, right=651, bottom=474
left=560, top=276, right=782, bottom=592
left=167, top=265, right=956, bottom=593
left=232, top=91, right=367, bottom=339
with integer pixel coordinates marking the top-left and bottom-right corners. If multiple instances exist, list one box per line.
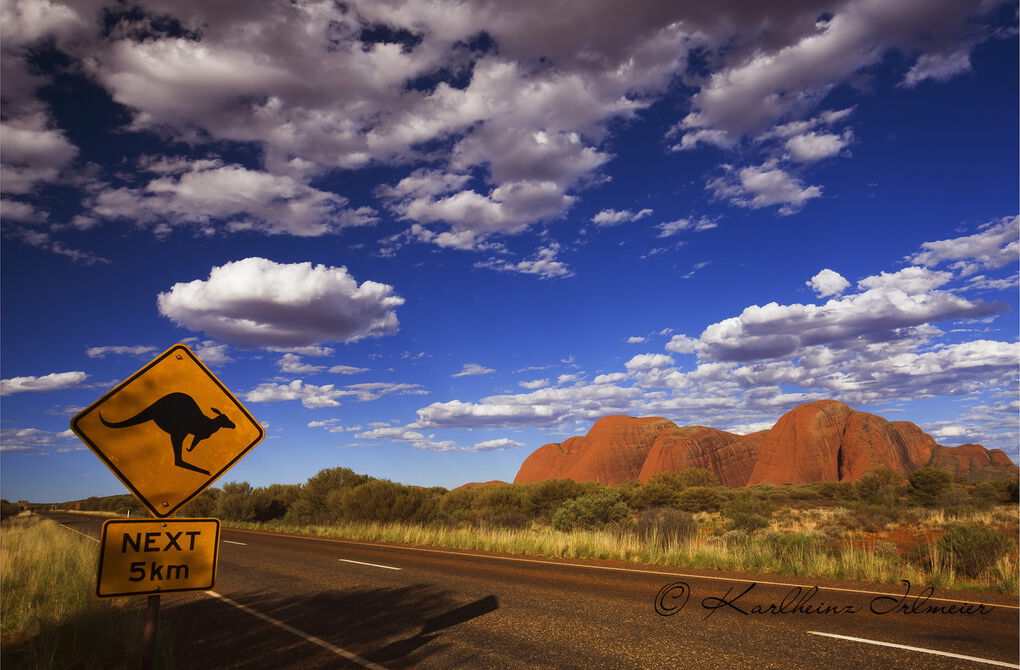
left=552, top=488, right=630, bottom=531
left=525, top=479, right=592, bottom=521
left=215, top=481, right=255, bottom=522
left=855, top=467, right=903, bottom=505
left=908, top=467, right=952, bottom=506
left=675, top=486, right=723, bottom=513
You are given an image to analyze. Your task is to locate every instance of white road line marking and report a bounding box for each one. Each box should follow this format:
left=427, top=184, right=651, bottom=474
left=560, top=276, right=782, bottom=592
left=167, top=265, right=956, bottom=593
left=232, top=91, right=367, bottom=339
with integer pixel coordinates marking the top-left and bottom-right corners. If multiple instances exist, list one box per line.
left=54, top=522, right=99, bottom=543
left=225, top=528, right=1017, bottom=610
left=339, top=559, right=402, bottom=571
left=223, top=540, right=247, bottom=545
left=206, top=590, right=388, bottom=670
left=808, top=631, right=1020, bottom=668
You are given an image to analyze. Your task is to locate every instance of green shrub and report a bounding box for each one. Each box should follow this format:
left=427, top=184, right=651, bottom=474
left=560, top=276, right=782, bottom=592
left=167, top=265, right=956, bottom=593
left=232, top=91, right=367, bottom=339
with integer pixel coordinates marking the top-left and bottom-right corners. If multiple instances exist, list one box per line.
left=909, top=467, right=952, bottom=506
left=215, top=481, right=255, bottom=521
left=722, top=492, right=773, bottom=531
left=636, top=508, right=698, bottom=548
left=630, top=483, right=676, bottom=510
left=675, top=486, right=722, bottom=513
left=937, top=524, right=1013, bottom=578
left=552, top=489, right=630, bottom=531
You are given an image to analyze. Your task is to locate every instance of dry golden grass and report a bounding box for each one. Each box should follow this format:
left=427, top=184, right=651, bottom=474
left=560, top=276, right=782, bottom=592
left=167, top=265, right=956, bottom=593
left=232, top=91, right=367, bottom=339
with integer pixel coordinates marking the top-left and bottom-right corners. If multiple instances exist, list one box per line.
left=1, top=515, right=173, bottom=669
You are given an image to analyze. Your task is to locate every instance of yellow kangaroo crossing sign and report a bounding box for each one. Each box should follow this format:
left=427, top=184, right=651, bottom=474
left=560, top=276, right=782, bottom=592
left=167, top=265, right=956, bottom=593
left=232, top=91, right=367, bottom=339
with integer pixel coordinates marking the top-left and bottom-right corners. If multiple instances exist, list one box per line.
left=96, top=518, right=220, bottom=597
left=71, top=344, right=264, bottom=518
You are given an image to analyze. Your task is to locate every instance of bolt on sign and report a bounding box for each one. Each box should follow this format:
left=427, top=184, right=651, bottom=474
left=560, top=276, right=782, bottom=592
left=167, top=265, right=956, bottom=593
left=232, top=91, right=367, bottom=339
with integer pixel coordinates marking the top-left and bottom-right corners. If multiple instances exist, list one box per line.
left=97, top=518, right=220, bottom=597
left=71, top=344, right=265, bottom=518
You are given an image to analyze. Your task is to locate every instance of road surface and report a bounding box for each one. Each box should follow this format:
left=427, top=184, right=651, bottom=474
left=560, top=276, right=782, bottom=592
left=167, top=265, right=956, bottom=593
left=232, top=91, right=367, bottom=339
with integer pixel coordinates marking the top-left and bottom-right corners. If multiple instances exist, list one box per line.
left=43, top=512, right=1019, bottom=669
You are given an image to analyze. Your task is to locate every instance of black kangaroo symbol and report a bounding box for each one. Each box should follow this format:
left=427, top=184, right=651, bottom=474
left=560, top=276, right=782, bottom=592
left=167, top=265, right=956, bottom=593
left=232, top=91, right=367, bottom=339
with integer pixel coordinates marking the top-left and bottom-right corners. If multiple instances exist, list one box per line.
left=99, top=392, right=235, bottom=475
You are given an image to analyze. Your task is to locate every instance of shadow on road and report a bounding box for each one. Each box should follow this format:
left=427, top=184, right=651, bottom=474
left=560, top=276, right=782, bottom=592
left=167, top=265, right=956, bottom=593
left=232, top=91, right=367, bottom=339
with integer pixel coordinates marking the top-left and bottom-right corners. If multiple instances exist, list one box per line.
left=162, top=584, right=499, bottom=669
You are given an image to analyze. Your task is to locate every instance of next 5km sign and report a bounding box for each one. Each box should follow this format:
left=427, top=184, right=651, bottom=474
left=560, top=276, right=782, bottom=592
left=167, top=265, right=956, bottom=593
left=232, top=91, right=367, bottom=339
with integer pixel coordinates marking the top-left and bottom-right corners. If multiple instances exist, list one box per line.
left=97, top=518, right=221, bottom=598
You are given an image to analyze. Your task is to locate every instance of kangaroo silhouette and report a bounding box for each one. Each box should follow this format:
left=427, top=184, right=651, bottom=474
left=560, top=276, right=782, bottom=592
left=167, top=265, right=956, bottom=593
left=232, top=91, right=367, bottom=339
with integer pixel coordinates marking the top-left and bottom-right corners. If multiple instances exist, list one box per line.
left=99, top=392, right=235, bottom=475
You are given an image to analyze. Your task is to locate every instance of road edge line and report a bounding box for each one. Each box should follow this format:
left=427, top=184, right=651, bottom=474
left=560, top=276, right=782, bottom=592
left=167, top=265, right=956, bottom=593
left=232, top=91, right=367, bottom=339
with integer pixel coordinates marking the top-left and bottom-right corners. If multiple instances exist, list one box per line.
left=205, top=590, right=389, bottom=670
left=808, top=631, right=1020, bottom=668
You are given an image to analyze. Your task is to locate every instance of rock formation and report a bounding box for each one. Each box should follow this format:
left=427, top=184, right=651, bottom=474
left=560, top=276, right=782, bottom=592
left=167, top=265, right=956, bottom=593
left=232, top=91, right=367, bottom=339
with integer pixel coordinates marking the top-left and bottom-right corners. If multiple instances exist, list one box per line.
left=513, top=400, right=1017, bottom=487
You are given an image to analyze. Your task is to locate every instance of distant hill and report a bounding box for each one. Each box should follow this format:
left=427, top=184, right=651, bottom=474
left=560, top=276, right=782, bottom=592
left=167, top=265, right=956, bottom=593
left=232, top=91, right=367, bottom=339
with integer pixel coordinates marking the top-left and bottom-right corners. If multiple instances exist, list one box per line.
left=514, top=400, right=1018, bottom=486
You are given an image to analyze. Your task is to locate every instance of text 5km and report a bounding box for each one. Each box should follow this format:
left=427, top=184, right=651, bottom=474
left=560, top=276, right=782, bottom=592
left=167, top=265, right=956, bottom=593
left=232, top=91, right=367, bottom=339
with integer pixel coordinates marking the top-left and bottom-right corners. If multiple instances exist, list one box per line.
left=127, top=560, right=190, bottom=582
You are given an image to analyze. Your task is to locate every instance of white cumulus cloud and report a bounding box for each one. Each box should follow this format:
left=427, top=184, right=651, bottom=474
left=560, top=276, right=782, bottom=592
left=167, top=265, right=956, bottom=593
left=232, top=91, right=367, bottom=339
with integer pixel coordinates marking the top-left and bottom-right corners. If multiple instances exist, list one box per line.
left=157, top=257, right=404, bottom=347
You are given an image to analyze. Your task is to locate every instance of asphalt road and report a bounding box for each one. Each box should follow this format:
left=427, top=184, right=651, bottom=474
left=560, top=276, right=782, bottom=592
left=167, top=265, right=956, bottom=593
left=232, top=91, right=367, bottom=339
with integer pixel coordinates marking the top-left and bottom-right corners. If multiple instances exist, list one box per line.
left=43, top=512, right=1020, bottom=670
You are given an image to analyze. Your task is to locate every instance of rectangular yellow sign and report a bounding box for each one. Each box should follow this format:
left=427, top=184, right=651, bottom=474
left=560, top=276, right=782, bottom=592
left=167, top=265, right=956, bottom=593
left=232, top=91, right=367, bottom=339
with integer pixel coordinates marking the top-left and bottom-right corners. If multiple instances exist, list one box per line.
left=96, top=518, right=221, bottom=598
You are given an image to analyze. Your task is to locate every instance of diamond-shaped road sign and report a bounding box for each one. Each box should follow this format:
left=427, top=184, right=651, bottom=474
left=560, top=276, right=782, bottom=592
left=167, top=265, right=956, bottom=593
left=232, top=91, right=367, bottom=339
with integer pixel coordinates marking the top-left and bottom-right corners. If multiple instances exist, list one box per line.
left=71, top=344, right=264, bottom=518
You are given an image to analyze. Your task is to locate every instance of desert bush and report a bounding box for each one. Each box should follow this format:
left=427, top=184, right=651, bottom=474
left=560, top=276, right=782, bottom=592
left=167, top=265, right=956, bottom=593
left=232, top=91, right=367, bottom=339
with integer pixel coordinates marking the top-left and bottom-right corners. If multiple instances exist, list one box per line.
left=636, top=508, right=698, bottom=548
left=332, top=479, right=439, bottom=524
left=552, top=489, right=630, bottom=531
left=814, top=481, right=859, bottom=503
left=630, top=483, right=676, bottom=510
left=855, top=467, right=903, bottom=505
left=287, top=467, right=372, bottom=525
left=438, top=486, right=483, bottom=517
left=909, top=467, right=953, bottom=507
left=524, top=480, right=594, bottom=521
left=648, top=468, right=719, bottom=490
left=180, top=487, right=219, bottom=517
left=1, top=500, right=21, bottom=520
left=722, top=493, right=773, bottom=532
left=215, top=481, right=255, bottom=522
left=937, top=523, right=1013, bottom=578
left=251, top=484, right=300, bottom=522
left=675, top=486, right=723, bottom=513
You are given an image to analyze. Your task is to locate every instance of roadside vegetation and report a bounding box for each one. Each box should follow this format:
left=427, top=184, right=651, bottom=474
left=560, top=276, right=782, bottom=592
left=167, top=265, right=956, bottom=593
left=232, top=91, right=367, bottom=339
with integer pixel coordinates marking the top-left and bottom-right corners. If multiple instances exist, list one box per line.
left=67, top=466, right=1019, bottom=594
left=0, top=514, right=173, bottom=669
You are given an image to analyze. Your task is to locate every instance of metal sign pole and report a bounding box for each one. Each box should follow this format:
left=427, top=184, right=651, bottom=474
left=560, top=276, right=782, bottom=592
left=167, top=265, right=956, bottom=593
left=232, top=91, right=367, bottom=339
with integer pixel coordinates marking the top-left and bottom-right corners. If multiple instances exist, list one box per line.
left=140, top=593, right=160, bottom=670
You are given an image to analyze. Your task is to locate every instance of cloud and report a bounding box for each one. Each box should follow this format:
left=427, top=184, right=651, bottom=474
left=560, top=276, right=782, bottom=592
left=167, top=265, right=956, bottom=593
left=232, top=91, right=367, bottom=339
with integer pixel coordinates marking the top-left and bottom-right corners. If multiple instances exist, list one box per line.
left=85, top=345, right=158, bottom=358
left=591, top=208, right=653, bottom=226
left=86, top=160, right=377, bottom=237
left=0, top=113, right=78, bottom=195
left=675, top=0, right=991, bottom=146
left=278, top=353, right=325, bottom=374
left=0, top=427, right=83, bottom=454
left=682, top=261, right=711, bottom=279
left=414, top=382, right=640, bottom=429
left=785, top=130, right=852, bottom=163
left=806, top=269, right=850, bottom=297
left=353, top=425, right=495, bottom=452
left=695, top=267, right=1005, bottom=362
left=519, top=379, right=550, bottom=389
left=907, top=215, right=1019, bottom=275
left=453, top=363, right=496, bottom=378
left=245, top=380, right=347, bottom=409
left=157, top=257, right=404, bottom=347
left=329, top=365, right=370, bottom=375
left=708, top=160, right=822, bottom=214
left=472, top=438, right=523, bottom=451
left=186, top=340, right=234, bottom=366
left=343, top=383, right=426, bottom=401
left=1, top=371, right=88, bottom=395
left=902, top=48, right=972, bottom=87
left=476, top=243, right=573, bottom=279
left=657, top=217, right=717, bottom=237
left=626, top=336, right=647, bottom=344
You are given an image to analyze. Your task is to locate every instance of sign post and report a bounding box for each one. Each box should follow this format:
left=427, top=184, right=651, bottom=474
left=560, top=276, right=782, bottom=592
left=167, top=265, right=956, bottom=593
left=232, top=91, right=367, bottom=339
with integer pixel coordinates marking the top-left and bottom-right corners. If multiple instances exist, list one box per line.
left=70, top=344, right=264, bottom=669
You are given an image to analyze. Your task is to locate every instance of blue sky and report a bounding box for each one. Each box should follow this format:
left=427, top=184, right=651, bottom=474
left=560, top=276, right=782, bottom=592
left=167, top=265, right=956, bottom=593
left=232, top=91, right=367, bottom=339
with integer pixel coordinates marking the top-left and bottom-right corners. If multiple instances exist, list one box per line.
left=2, top=0, right=1017, bottom=503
